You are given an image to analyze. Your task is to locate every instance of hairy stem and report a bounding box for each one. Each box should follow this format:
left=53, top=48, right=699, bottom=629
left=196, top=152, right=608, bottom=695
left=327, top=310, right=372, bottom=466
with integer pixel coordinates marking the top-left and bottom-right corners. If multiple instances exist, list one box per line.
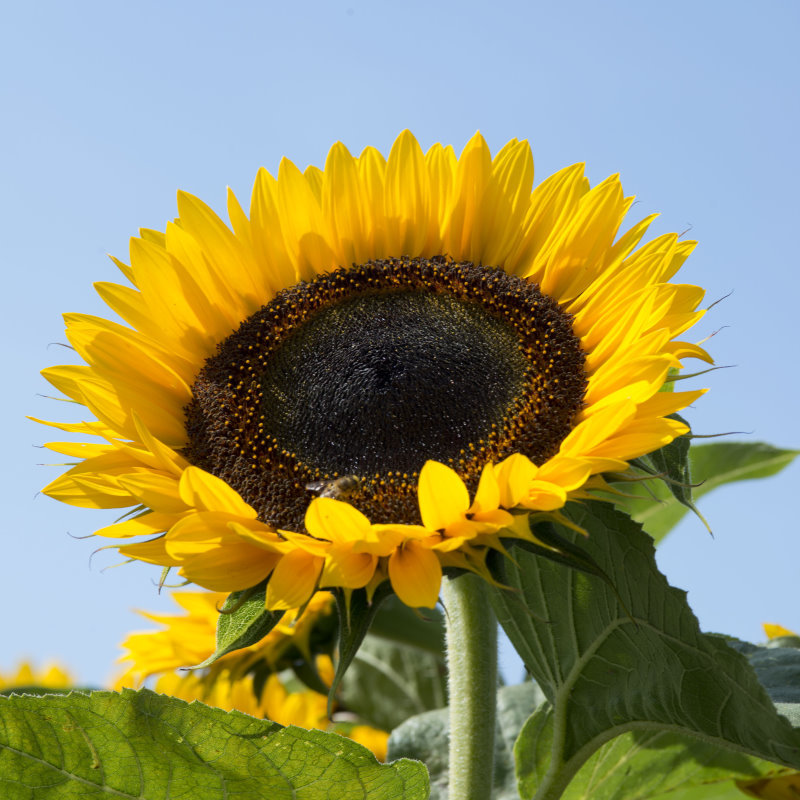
left=442, top=573, right=498, bottom=800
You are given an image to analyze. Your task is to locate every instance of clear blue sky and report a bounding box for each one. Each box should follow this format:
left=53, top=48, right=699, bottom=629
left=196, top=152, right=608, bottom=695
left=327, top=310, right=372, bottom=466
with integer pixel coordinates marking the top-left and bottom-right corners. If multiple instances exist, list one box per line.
left=2, top=0, right=798, bottom=686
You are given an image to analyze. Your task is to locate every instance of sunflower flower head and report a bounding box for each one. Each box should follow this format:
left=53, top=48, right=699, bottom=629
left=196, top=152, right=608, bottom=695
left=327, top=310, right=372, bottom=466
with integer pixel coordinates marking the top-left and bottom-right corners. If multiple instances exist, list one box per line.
left=38, top=131, right=710, bottom=612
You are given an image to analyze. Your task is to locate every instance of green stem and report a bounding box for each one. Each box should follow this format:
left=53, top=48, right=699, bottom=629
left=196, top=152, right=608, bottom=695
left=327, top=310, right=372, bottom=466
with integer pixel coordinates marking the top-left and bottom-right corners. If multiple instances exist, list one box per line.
left=441, top=573, right=498, bottom=800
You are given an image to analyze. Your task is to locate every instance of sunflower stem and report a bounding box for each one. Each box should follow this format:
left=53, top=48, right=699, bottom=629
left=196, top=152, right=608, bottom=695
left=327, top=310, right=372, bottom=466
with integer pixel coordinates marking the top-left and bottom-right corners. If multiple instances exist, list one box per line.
left=442, top=572, right=498, bottom=800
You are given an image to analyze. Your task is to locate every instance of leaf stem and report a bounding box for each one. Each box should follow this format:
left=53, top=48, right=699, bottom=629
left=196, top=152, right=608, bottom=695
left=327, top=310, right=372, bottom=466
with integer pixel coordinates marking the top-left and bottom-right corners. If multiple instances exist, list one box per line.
left=442, top=573, right=498, bottom=800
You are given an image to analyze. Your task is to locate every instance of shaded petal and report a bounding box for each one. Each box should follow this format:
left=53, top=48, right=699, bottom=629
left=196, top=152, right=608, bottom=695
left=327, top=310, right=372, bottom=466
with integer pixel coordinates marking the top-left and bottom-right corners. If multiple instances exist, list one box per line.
left=495, top=453, right=538, bottom=508
left=179, top=546, right=278, bottom=592
left=322, top=549, right=377, bottom=589
left=388, top=541, right=442, bottom=609
left=266, top=549, right=323, bottom=610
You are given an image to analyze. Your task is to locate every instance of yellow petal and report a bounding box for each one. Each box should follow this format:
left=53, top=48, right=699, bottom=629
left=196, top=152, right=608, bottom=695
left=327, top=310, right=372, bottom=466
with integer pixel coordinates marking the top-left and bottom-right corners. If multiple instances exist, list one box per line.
left=128, top=234, right=219, bottom=356
left=495, top=453, right=538, bottom=508
left=43, top=441, right=112, bottom=459
left=538, top=176, right=627, bottom=302
left=443, top=131, right=492, bottom=261
left=388, top=541, right=442, bottom=608
left=180, top=545, right=279, bottom=592
left=304, top=497, right=371, bottom=543
left=469, top=462, right=501, bottom=514
left=422, top=142, right=456, bottom=253
left=266, top=548, right=322, bottom=610
left=178, top=466, right=256, bottom=518
left=42, top=472, right=134, bottom=509
left=176, top=190, right=263, bottom=312
left=362, top=524, right=417, bottom=556
left=117, top=473, right=186, bottom=514
left=356, top=146, right=388, bottom=256
left=519, top=481, right=568, bottom=512
left=95, top=511, right=178, bottom=539
left=508, top=163, right=587, bottom=279
left=384, top=130, right=429, bottom=256
left=277, top=157, right=336, bottom=281
left=764, top=623, right=797, bottom=639
left=322, top=549, right=377, bottom=589
left=590, top=417, right=688, bottom=462
left=537, top=457, right=593, bottom=491
left=417, top=460, right=470, bottom=531
left=323, top=141, right=371, bottom=266
left=227, top=521, right=290, bottom=553
left=118, top=536, right=182, bottom=566
left=249, top=166, right=298, bottom=291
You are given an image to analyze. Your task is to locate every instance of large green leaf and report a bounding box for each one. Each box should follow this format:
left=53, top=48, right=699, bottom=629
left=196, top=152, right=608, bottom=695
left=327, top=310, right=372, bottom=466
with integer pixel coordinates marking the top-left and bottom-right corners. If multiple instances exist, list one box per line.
left=0, top=688, right=429, bottom=799
left=549, top=638, right=800, bottom=799
left=387, top=682, right=547, bottom=800
left=385, top=636, right=800, bottom=800
left=338, top=632, right=448, bottom=731
left=490, top=502, right=800, bottom=800
left=521, top=714, right=796, bottom=800
left=617, top=442, right=799, bottom=543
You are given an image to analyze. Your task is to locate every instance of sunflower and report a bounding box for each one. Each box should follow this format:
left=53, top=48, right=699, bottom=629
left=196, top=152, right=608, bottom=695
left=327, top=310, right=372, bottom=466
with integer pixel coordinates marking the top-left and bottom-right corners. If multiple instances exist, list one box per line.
left=114, top=589, right=336, bottom=688
left=114, top=592, right=389, bottom=760
left=38, top=131, right=709, bottom=610
left=0, top=662, right=73, bottom=692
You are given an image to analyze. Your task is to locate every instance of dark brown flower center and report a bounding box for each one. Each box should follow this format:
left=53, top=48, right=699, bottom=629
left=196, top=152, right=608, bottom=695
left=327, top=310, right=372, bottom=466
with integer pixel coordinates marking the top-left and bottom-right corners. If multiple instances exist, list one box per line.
left=184, top=257, right=586, bottom=530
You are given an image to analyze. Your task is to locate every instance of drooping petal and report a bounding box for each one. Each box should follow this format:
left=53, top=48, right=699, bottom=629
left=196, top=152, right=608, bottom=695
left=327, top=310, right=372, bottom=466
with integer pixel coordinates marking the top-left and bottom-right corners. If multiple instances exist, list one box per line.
left=321, top=548, right=377, bottom=589
left=266, top=549, right=323, bottom=610
left=388, top=541, right=442, bottom=609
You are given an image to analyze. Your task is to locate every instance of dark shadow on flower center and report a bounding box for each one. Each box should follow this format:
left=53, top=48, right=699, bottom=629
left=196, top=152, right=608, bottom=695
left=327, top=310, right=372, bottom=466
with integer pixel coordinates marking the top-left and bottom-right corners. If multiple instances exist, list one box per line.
left=184, top=257, right=586, bottom=530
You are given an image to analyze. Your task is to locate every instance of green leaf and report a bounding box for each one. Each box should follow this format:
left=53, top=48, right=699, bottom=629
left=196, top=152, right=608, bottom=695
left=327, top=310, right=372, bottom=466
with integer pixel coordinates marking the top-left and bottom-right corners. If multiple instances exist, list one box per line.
left=618, top=442, right=799, bottom=543
left=489, top=501, right=800, bottom=800
left=0, top=686, right=95, bottom=697
left=747, top=647, right=800, bottom=704
left=635, top=415, right=697, bottom=513
left=330, top=583, right=394, bottom=712
left=369, top=595, right=446, bottom=656
left=0, top=688, right=429, bottom=799
left=530, top=720, right=791, bottom=800
left=338, top=632, right=448, bottom=731
left=193, top=581, right=282, bottom=669
left=387, top=683, right=547, bottom=800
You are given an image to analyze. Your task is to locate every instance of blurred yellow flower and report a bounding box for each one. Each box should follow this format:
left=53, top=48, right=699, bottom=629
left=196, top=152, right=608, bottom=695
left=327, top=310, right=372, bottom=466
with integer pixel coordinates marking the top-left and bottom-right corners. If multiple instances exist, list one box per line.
left=735, top=625, right=800, bottom=797
left=0, top=661, right=73, bottom=692
left=738, top=772, right=800, bottom=799
left=763, top=623, right=797, bottom=639
left=115, top=589, right=335, bottom=687
left=115, top=591, right=388, bottom=760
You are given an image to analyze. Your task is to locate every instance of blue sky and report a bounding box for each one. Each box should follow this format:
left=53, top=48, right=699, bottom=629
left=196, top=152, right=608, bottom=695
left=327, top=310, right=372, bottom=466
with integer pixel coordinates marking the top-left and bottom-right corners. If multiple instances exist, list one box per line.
left=2, top=0, right=798, bottom=686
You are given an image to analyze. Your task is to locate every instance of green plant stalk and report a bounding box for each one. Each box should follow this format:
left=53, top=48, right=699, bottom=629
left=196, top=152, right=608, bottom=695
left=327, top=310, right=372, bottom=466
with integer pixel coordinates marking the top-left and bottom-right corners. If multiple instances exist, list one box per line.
left=441, top=573, right=498, bottom=800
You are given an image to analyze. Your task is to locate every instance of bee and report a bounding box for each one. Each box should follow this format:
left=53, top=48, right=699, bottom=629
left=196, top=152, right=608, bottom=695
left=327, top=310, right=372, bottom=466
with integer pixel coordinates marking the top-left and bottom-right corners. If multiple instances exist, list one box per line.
left=305, top=474, right=361, bottom=499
